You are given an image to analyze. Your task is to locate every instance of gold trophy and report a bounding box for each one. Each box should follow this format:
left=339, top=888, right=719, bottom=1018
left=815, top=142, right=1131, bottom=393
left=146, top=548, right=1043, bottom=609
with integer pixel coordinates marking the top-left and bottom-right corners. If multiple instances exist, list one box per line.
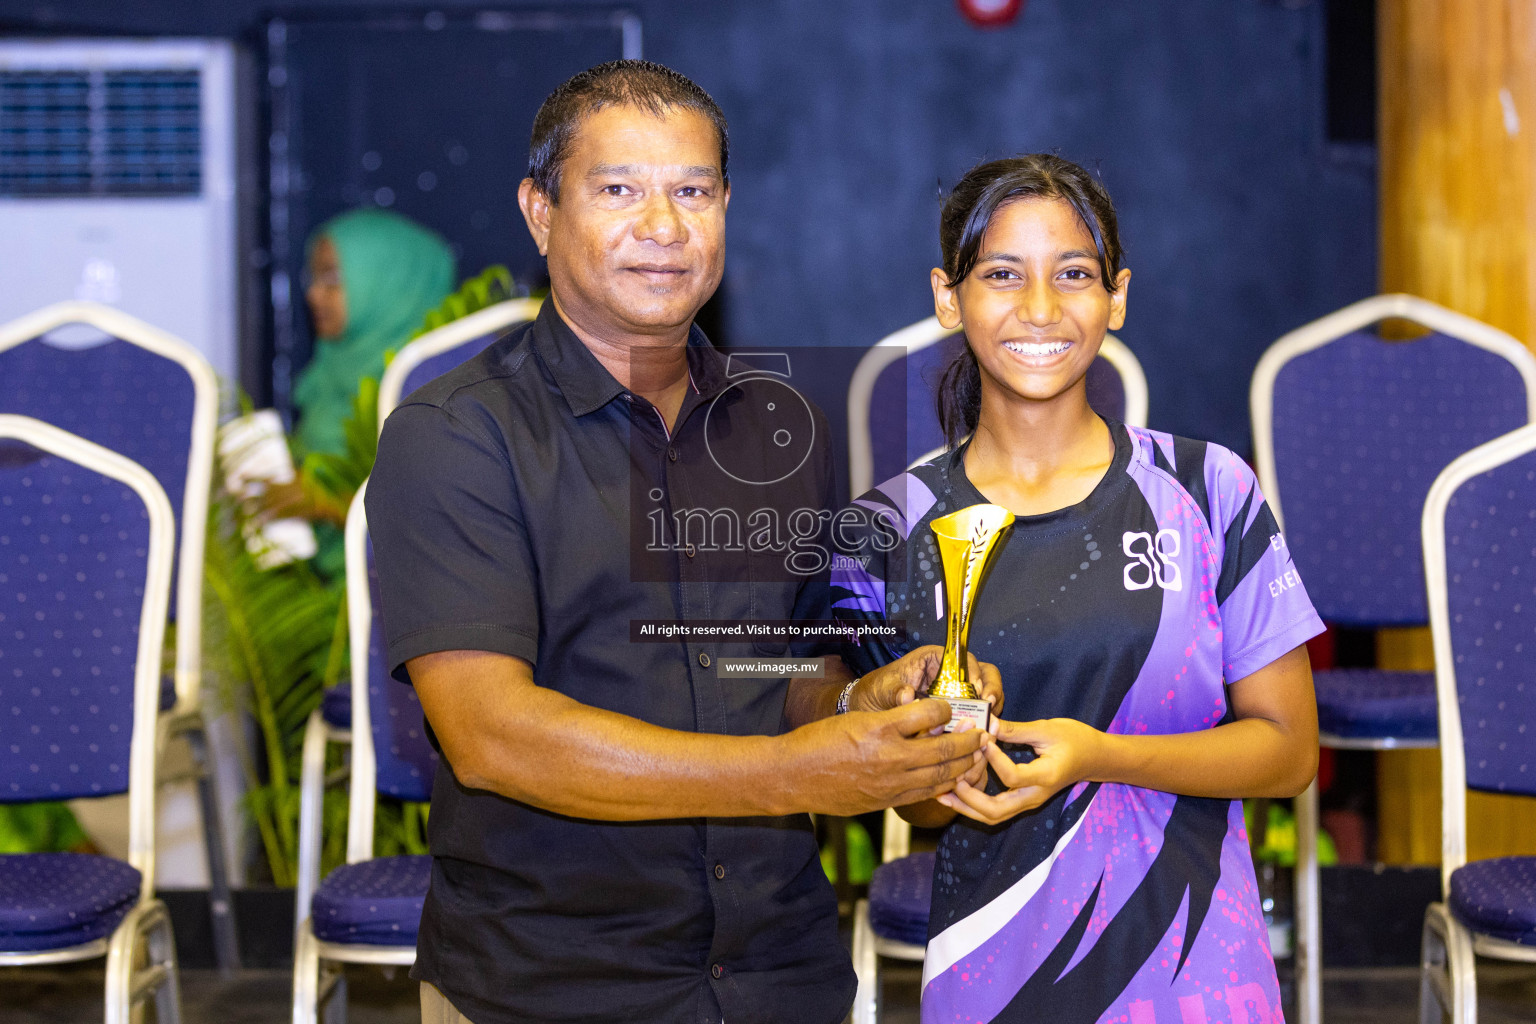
left=929, top=503, right=1015, bottom=732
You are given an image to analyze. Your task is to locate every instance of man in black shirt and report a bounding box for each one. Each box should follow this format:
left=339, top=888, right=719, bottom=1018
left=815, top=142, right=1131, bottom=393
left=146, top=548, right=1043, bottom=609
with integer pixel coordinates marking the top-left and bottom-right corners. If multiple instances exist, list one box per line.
left=368, top=61, right=993, bottom=1024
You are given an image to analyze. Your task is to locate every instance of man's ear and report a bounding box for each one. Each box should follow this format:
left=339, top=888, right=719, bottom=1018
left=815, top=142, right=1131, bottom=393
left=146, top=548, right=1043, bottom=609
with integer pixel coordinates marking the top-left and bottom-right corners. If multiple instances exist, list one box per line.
left=517, top=178, right=552, bottom=256
left=932, top=267, right=963, bottom=331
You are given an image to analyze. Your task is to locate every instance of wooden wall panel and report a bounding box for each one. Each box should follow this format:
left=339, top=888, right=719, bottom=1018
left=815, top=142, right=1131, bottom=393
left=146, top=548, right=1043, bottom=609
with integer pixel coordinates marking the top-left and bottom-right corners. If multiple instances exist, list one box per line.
left=1379, top=0, right=1536, bottom=341
left=1377, top=0, right=1536, bottom=865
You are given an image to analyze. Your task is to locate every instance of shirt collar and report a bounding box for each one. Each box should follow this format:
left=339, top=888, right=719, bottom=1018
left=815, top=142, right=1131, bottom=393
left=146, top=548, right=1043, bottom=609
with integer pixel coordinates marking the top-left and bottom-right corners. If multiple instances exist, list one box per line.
left=531, top=300, right=730, bottom=417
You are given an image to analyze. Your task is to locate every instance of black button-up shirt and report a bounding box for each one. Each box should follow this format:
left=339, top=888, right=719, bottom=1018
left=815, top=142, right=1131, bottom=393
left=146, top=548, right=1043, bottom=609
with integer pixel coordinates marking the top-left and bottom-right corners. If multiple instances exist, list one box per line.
left=368, top=303, right=852, bottom=1024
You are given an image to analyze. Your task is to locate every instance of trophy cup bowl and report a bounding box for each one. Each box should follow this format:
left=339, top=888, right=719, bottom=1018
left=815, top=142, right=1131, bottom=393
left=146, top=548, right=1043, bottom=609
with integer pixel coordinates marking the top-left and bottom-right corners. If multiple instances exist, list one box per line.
left=929, top=503, right=1015, bottom=732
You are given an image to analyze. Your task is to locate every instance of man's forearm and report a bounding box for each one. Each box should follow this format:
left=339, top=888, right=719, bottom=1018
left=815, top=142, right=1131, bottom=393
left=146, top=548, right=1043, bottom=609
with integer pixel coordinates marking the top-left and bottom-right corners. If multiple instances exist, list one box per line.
left=413, top=648, right=983, bottom=823
left=446, top=672, right=800, bottom=819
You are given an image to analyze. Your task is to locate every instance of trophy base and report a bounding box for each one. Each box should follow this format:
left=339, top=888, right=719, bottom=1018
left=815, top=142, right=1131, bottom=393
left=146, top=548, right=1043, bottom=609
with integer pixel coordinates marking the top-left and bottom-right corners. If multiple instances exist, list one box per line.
left=942, top=697, right=991, bottom=733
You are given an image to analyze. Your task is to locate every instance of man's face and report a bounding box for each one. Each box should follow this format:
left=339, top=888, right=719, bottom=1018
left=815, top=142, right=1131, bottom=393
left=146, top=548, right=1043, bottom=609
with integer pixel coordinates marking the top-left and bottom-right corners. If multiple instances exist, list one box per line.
left=520, top=104, right=729, bottom=342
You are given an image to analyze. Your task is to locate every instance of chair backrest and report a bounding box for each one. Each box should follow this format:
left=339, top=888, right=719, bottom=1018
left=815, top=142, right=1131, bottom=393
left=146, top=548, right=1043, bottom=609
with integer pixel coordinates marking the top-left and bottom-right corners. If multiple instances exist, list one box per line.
left=1252, top=294, right=1536, bottom=628
left=377, top=297, right=543, bottom=427
left=0, top=302, right=217, bottom=706
left=847, top=316, right=1149, bottom=496
left=342, top=481, right=439, bottom=863
left=1423, top=423, right=1536, bottom=887
left=0, top=415, right=175, bottom=891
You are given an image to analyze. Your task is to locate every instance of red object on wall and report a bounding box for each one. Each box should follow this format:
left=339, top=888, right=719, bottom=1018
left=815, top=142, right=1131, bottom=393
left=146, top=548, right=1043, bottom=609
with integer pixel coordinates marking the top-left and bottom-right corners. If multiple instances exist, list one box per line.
left=1317, top=746, right=1335, bottom=793
left=957, top=0, right=1024, bottom=29
left=1305, top=624, right=1336, bottom=670
left=1307, top=627, right=1335, bottom=791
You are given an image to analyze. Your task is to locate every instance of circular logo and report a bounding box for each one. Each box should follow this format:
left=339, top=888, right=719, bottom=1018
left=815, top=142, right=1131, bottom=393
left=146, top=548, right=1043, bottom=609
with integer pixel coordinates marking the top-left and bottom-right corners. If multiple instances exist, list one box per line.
left=704, top=376, right=816, bottom=486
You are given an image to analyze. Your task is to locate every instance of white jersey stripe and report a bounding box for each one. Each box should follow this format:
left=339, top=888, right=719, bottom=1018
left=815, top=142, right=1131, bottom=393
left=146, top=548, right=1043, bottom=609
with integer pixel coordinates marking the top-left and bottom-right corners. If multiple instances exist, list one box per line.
left=921, top=792, right=1095, bottom=986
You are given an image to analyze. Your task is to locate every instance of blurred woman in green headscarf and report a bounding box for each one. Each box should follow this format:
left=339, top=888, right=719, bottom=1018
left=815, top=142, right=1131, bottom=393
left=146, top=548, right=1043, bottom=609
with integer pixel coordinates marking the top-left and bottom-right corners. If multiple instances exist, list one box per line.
left=258, top=209, right=454, bottom=575
left=294, top=208, right=456, bottom=457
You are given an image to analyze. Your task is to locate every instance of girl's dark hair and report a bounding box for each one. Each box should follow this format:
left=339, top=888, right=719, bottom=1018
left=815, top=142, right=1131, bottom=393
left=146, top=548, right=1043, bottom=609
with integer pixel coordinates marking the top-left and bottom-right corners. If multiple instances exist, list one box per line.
left=934, top=154, right=1124, bottom=446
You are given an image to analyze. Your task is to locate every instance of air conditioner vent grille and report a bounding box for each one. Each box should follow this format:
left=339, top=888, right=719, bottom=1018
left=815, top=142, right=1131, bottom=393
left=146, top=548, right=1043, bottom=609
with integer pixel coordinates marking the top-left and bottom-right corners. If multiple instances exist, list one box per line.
left=0, top=69, right=202, bottom=196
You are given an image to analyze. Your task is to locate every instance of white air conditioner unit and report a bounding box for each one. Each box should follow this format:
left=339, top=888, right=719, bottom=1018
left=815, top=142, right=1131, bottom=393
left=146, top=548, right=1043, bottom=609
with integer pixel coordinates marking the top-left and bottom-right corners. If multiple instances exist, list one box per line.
left=0, top=39, right=239, bottom=383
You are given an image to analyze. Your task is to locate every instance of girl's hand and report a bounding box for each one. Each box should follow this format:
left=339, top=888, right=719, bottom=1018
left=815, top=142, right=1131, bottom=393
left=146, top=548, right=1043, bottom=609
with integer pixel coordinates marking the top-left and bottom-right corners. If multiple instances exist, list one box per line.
left=937, top=717, right=1106, bottom=825
left=869, top=652, right=1003, bottom=815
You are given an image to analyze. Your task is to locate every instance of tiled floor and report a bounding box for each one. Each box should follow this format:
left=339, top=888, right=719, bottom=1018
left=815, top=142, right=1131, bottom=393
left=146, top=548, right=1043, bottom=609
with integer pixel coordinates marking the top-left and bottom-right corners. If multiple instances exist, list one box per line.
left=4, top=961, right=1536, bottom=1023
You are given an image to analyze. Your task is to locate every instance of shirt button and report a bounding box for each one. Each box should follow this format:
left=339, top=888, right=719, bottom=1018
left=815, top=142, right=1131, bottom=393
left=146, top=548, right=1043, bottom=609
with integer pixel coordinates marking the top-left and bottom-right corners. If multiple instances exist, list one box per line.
left=699, top=652, right=711, bottom=668
left=685, top=542, right=697, bottom=558
left=714, top=863, right=725, bottom=880
left=667, top=446, right=678, bottom=462
left=711, top=964, right=724, bottom=979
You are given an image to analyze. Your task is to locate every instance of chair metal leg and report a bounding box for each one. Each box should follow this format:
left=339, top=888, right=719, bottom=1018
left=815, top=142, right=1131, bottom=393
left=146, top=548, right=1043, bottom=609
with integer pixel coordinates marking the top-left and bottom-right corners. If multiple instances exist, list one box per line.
left=105, top=900, right=179, bottom=1024
left=323, top=971, right=348, bottom=1024
left=186, top=723, right=241, bottom=973
left=105, top=907, right=138, bottom=1024
left=105, top=927, right=129, bottom=1024
left=1420, top=901, right=1478, bottom=1024
left=1421, top=902, right=1449, bottom=1024
left=1442, top=906, right=1478, bottom=1024
left=1294, top=777, right=1322, bottom=1024
left=293, top=923, right=322, bottom=1024
left=296, top=710, right=329, bottom=949
left=147, top=899, right=183, bottom=1024
left=851, top=898, right=879, bottom=1024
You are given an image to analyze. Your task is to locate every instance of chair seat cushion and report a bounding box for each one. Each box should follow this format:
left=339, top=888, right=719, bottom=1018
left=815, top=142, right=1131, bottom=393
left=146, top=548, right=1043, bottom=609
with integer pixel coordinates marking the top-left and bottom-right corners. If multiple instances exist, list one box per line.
left=868, top=851, right=934, bottom=946
left=1449, top=857, right=1536, bottom=945
left=1313, top=669, right=1438, bottom=741
left=311, top=854, right=429, bottom=946
left=320, top=685, right=351, bottom=729
left=0, top=853, right=141, bottom=951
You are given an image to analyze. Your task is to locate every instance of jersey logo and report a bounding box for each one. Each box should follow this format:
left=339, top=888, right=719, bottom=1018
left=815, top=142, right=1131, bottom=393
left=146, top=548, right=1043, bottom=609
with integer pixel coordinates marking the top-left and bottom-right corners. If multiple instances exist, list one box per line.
left=1123, top=530, right=1183, bottom=591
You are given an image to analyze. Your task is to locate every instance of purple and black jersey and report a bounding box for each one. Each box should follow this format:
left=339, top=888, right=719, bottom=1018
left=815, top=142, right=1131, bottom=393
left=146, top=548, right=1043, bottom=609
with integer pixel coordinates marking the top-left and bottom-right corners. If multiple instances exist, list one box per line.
left=834, top=422, right=1324, bottom=1024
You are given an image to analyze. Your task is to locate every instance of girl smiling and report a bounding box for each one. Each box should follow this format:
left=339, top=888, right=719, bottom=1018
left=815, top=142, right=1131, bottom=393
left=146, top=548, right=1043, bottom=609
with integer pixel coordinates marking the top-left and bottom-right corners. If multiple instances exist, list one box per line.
left=836, top=154, right=1322, bottom=1023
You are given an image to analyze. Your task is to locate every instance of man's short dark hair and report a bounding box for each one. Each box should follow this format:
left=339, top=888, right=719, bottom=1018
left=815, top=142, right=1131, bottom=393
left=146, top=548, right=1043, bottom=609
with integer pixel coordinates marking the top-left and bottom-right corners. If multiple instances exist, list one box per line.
left=528, top=59, right=729, bottom=203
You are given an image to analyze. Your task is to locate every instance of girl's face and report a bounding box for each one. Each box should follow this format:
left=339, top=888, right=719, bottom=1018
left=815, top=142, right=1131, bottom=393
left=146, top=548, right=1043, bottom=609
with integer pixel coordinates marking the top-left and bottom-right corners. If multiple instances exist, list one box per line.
left=931, top=196, right=1130, bottom=409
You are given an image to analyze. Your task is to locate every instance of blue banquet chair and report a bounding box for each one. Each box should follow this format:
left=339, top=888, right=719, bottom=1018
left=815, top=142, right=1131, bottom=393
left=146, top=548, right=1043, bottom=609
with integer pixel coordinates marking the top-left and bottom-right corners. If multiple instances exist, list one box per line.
left=376, top=297, right=544, bottom=422
left=0, top=300, right=238, bottom=969
left=846, top=314, right=1148, bottom=497
left=306, top=297, right=544, bottom=748
left=0, top=415, right=181, bottom=1022
left=292, top=299, right=544, bottom=964
left=1418, top=423, right=1536, bottom=1024
left=849, top=813, right=936, bottom=1024
left=293, top=481, right=440, bottom=1024
left=845, top=316, right=1148, bottom=1023
left=1250, top=293, right=1536, bottom=1024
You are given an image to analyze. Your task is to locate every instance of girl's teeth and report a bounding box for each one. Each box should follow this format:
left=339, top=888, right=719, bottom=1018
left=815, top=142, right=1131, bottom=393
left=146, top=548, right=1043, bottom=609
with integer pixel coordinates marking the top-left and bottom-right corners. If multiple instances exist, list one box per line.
left=1004, top=340, right=1070, bottom=357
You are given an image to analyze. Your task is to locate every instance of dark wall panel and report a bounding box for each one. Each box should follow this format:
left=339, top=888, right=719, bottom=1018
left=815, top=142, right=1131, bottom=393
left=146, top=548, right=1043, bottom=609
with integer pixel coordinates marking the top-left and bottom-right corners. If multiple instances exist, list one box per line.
left=650, top=0, right=1376, bottom=455
left=264, top=10, right=630, bottom=404
left=0, top=0, right=1376, bottom=454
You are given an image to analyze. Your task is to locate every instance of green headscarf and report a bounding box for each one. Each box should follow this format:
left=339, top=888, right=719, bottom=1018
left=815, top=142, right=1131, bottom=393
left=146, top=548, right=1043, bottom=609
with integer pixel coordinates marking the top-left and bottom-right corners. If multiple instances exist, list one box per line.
left=293, top=209, right=456, bottom=456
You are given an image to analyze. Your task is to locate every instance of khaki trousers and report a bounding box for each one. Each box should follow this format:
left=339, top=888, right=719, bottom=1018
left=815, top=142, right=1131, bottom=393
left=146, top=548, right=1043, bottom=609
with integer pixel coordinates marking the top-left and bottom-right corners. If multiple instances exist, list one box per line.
left=421, top=981, right=724, bottom=1023
left=420, top=983, right=475, bottom=1024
